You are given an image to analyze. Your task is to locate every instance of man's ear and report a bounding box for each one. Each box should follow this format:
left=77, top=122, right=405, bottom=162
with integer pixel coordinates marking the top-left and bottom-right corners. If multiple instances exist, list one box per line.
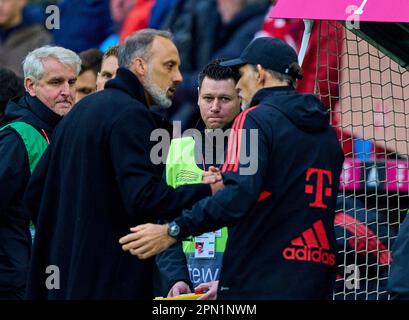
left=25, top=77, right=36, bottom=97
left=256, top=64, right=266, bottom=85
left=131, top=57, right=147, bottom=77
left=197, top=86, right=200, bottom=105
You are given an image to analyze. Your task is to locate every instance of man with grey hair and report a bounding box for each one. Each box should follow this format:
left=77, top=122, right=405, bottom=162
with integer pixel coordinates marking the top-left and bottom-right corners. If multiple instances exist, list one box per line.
left=24, top=29, right=222, bottom=299
left=0, top=45, right=80, bottom=300
left=117, top=29, right=180, bottom=109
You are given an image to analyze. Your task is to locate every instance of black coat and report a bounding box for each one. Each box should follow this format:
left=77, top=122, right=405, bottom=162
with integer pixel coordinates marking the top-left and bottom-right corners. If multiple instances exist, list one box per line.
left=25, top=68, right=211, bottom=299
left=171, top=87, right=344, bottom=299
left=0, top=94, right=61, bottom=296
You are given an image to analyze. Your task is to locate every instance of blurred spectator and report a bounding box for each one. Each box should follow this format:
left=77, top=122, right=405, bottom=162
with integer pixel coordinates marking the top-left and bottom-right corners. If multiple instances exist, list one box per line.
left=52, top=0, right=114, bottom=53
left=76, top=48, right=103, bottom=102
left=0, top=0, right=51, bottom=77
left=28, top=0, right=58, bottom=7
left=213, top=0, right=270, bottom=58
left=99, top=0, right=134, bottom=51
left=163, top=0, right=270, bottom=130
left=119, top=0, right=155, bottom=43
left=96, top=45, right=119, bottom=91
left=110, top=0, right=135, bottom=24
left=148, top=0, right=177, bottom=29
left=160, top=0, right=219, bottom=74
left=0, top=67, right=25, bottom=116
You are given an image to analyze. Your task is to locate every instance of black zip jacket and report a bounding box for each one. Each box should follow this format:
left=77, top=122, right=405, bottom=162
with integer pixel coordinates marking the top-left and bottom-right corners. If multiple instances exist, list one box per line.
left=171, top=86, right=344, bottom=299
left=0, top=94, right=61, bottom=297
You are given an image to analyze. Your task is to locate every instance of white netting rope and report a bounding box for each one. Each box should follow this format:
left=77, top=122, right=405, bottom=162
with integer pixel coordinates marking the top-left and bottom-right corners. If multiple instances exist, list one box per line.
left=314, top=21, right=409, bottom=300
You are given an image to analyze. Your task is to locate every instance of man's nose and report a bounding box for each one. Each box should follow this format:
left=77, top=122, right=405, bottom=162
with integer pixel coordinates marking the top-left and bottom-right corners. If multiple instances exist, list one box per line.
left=210, top=99, right=221, bottom=112
left=173, top=69, right=183, bottom=84
left=60, top=82, right=71, bottom=95
left=235, top=82, right=241, bottom=92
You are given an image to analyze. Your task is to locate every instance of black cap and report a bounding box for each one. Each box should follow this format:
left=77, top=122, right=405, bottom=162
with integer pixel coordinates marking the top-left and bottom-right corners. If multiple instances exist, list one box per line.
left=220, top=37, right=302, bottom=79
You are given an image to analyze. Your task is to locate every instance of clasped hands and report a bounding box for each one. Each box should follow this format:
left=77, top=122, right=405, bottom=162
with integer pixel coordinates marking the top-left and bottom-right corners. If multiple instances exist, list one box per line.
left=201, top=165, right=224, bottom=195
left=119, top=166, right=224, bottom=259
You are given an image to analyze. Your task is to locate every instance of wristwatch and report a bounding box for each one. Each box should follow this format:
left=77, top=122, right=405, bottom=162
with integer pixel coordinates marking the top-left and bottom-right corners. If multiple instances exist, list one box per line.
left=167, top=221, right=180, bottom=238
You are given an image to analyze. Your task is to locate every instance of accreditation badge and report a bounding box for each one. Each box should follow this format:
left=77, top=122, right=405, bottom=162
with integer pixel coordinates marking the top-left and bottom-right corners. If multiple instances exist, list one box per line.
left=194, top=233, right=215, bottom=259
left=214, top=229, right=222, bottom=237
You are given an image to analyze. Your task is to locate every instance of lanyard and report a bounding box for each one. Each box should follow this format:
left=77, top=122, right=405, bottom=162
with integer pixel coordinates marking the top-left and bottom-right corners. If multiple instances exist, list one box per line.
left=41, top=129, right=50, bottom=144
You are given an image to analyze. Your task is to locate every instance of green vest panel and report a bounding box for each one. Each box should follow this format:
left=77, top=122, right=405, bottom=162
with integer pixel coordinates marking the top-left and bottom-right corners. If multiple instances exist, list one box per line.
left=166, top=137, right=204, bottom=188
left=166, top=137, right=228, bottom=254
left=0, top=121, right=48, bottom=173
left=0, top=121, right=48, bottom=239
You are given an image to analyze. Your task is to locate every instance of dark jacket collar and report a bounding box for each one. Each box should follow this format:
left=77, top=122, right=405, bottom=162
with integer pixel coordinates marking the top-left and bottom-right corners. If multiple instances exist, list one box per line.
left=104, top=67, right=173, bottom=133
left=1, top=93, right=62, bottom=131
left=23, top=94, right=62, bottom=129
left=250, top=86, right=294, bottom=106
left=250, top=85, right=329, bottom=133
left=104, top=67, right=148, bottom=107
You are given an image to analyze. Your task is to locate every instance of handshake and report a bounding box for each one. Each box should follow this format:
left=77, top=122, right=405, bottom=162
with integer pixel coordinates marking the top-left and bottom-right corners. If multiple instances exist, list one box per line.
left=118, top=166, right=225, bottom=260
left=201, top=166, right=224, bottom=195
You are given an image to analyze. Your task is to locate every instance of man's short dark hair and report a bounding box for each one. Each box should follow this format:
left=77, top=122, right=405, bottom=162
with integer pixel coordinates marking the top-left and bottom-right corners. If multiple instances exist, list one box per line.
left=79, top=48, right=103, bottom=76
left=0, top=68, right=25, bottom=115
left=198, top=59, right=241, bottom=89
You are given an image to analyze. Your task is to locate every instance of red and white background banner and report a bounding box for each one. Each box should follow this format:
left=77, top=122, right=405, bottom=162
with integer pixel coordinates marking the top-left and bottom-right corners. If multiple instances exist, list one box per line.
left=340, top=158, right=409, bottom=192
